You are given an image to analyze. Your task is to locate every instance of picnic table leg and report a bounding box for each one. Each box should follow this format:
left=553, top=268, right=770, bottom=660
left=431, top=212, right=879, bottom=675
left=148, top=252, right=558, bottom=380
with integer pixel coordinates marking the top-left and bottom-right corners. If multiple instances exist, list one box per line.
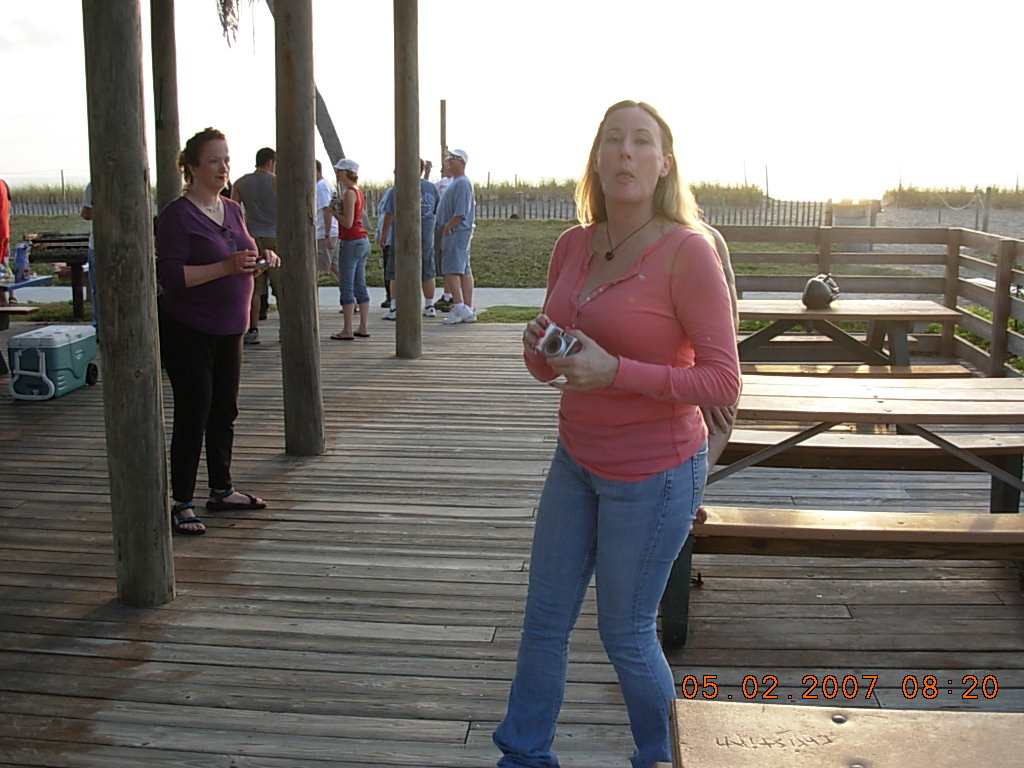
left=661, top=536, right=696, bottom=649
left=886, top=322, right=912, bottom=367
left=990, top=455, right=1023, bottom=514
left=809, top=320, right=891, bottom=365
left=991, top=455, right=1024, bottom=587
left=866, top=319, right=885, bottom=352
left=737, top=320, right=797, bottom=361
left=71, top=264, right=86, bottom=320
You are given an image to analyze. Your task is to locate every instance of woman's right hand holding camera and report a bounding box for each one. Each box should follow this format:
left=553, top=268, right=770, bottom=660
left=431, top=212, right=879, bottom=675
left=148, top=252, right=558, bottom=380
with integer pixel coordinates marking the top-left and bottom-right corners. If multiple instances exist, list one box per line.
left=523, top=314, right=550, bottom=354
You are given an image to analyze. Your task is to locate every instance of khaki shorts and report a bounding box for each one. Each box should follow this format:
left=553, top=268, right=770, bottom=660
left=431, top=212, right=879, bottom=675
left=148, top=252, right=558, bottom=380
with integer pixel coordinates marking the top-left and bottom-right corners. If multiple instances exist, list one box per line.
left=317, top=237, right=339, bottom=273
left=253, top=237, right=280, bottom=298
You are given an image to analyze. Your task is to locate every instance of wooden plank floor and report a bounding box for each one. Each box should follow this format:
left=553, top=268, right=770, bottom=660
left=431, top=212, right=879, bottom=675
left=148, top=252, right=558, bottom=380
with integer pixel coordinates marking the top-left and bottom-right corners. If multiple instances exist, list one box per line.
left=0, top=312, right=1021, bottom=768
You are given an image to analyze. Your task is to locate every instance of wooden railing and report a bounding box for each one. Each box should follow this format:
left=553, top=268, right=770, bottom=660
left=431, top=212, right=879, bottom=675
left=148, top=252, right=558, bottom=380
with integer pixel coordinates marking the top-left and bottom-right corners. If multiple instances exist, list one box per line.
left=719, top=225, right=1024, bottom=376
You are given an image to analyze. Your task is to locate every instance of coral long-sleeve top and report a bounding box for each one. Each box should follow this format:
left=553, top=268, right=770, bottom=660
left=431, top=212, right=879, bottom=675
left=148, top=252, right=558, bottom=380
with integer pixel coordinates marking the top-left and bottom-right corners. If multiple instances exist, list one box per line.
left=525, top=224, right=740, bottom=481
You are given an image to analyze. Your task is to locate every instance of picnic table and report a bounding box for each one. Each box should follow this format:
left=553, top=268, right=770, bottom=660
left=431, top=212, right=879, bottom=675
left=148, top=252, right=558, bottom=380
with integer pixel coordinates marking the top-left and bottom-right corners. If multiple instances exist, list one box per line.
left=661, top=374, right=1024, bottom=647
left=719, top=374, right=1024, bottom=499
left=737, top=298, right=961, bottom=366
left=24, top=233, right=89, bottom=319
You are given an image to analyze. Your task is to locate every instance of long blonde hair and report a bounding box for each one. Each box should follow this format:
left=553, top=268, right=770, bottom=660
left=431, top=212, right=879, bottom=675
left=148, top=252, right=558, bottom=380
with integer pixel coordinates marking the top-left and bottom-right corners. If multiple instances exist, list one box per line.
left=575, top=101, right=705, bottom=234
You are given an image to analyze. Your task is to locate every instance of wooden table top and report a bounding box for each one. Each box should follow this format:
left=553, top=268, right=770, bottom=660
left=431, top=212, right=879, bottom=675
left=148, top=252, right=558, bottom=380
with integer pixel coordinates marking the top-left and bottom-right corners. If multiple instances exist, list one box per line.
left=737, top=374, right=1024, bottom=425
left=737, top=298, right=961, bottom=322
left=671, top=698, right=1024, bottom=768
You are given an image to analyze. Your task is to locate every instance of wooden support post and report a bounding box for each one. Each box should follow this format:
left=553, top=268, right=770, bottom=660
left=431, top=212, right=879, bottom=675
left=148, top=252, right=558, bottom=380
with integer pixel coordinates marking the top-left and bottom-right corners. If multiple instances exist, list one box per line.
left=817, top=225, right=832, bottom=274
left=393, top=0, right=422, bottom=359
left=440, top=99, right=447, bottom=169
left=942, top=229, right=961, bottom=359
left=990, top=238, right=1015, bottom=376
left=82, top=0, right=174, bottom=607
left=274, top=0, right=325, bottom=456
left=150, top=0, right=181, bottom=213
left=315, top=86, right=344, bottom=164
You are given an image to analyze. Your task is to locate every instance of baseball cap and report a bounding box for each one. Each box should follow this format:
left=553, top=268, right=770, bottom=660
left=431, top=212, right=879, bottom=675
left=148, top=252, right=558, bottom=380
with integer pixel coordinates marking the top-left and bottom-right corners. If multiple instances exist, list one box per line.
left=448, top=149, right=468, bottom=164
left=334, top=158, right=359, bottom=173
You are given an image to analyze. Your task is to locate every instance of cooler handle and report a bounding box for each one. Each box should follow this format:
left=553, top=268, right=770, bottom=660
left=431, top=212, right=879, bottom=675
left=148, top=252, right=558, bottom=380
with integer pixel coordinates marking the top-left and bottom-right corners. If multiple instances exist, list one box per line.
left=9, top=348, right=56, bottom=400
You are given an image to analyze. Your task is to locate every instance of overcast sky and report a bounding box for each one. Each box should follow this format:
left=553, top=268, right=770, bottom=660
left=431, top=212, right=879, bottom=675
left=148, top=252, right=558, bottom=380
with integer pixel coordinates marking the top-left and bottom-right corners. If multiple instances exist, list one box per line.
left=1, top=0, right=1021, bottom=200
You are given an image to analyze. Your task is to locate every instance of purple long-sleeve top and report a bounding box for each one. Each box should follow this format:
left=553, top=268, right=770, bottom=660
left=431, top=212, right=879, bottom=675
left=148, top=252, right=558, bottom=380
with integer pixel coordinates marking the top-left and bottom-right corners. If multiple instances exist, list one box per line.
left=156, top=196, right=256, bottom=335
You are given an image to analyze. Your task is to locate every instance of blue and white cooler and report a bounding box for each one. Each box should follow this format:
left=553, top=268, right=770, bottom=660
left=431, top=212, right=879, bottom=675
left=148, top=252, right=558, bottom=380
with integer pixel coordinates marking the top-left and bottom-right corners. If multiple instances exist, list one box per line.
left=8, top=325, right=99, bottom=400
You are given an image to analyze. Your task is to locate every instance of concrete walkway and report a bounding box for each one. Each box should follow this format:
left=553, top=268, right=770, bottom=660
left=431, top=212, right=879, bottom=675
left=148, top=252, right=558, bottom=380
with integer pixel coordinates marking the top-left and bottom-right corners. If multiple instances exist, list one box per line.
left=10, top=285, right=548, bottom=312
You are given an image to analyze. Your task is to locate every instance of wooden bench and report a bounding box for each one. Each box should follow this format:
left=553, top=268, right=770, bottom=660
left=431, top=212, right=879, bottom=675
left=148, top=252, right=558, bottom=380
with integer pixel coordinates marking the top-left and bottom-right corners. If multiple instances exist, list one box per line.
left=741, top=362, right=972, bottom=377
left=717, top=427, right=1024, bottom=513
left=669, top=698, right=1024, bottom=767
left=0, top=306, right=41, bottom=375
left=0, top=305, right=40, bottom=331
left=660, top=505, right=1024, bottom=648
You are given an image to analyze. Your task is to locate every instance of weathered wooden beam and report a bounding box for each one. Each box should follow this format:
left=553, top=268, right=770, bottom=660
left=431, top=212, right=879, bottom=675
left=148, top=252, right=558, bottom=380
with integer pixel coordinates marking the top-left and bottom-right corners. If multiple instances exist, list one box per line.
left=82, top=0, right=174, bottom=607
left=393, top=0, right=422, bottom=359
left=274, top=0, right=325, bottom=456
left=150, top=0, right=181, bottom=212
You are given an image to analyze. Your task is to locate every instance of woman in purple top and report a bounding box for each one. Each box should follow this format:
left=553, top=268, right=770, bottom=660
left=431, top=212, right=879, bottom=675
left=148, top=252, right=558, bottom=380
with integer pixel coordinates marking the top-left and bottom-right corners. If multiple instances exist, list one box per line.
left=155, top=127, right=280, bottom=535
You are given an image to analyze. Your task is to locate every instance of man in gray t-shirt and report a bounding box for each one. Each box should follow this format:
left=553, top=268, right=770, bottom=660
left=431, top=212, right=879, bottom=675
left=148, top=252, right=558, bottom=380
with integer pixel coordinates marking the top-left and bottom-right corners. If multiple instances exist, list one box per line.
left=231, top=147, right=278, bottom=344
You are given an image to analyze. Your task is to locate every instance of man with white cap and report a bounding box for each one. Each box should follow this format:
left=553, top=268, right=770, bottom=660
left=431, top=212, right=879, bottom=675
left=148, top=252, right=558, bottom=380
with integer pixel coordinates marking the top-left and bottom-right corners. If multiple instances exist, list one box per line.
left=436, top=148, right=477, bottom=324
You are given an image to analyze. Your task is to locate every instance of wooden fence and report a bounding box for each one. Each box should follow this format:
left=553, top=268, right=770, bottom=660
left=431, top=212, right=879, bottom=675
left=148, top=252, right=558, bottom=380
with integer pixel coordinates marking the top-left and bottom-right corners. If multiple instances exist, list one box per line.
left=720, top=225, right=1024, bottom=376
left=10, top=198, right=82, bottom=216
left=703, top=200, right=828, bottom=227
left=13, top=191, right=827, bottom=227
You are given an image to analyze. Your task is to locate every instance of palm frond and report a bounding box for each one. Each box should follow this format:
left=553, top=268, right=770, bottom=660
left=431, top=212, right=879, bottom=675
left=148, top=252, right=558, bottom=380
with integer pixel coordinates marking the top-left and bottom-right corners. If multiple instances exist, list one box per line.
left=217, top=0, right=241, bottom=46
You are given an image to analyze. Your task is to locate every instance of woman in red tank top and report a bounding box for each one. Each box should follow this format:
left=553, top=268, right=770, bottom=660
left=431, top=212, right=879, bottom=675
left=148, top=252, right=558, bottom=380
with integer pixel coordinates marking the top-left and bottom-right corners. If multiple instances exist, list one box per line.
left=330, top=158, right=370, bottom=339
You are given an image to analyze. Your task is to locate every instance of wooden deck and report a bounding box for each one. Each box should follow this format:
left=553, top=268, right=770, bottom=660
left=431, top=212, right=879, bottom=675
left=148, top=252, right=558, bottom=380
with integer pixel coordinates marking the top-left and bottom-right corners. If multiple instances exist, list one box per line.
left=0, top=311, right=1021, bottom=767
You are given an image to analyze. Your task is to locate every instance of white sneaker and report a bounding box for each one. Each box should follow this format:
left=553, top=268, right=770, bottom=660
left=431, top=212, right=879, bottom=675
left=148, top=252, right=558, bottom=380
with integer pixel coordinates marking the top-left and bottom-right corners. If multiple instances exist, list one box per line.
left=423, top=305, right=437, bottom=318
left=442, top=304, right=477, bottom=324
left=383, top=308, right=397, bottom=321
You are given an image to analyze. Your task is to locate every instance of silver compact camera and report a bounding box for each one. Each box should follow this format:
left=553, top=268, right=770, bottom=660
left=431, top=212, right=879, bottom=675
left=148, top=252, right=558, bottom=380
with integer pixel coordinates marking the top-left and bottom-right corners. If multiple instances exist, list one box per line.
left=535, top=322, right=581, bottom=358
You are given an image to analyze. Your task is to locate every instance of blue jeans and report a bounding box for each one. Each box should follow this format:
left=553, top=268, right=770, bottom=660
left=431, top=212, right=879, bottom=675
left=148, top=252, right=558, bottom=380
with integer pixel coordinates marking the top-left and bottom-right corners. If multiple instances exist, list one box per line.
left=494, top=441, right=707, bottom=768
left=337, top=237, right=370, bottom=305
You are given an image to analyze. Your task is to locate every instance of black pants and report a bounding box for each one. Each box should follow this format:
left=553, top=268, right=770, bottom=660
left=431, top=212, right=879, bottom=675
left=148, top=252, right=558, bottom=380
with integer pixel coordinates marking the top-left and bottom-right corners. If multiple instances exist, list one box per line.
left=159, top=308, right=242, bottom=503
left=381, top=244, right=393, bottom=300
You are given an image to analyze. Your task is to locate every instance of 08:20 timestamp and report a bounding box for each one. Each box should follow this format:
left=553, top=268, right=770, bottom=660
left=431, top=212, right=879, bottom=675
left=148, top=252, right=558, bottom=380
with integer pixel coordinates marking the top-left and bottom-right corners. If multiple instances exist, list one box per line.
left=678, top=674, right=1000, bottom=701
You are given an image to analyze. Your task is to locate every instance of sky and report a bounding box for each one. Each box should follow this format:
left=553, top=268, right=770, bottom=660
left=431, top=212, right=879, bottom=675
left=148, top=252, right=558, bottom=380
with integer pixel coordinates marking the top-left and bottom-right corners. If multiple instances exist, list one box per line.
left=1, top=0, right=1021, bottom=201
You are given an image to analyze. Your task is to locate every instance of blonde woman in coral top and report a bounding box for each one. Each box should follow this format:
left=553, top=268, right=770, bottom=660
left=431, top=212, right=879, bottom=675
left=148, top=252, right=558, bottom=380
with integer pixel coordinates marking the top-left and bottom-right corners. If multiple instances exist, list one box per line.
left=493, top=101, right=741, bottom=768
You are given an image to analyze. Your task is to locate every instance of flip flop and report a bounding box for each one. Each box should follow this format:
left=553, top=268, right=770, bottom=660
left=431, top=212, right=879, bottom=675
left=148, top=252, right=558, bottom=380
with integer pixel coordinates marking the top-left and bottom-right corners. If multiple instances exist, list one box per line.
left=330, top=332, right=354, bottom=340
left=206, top=489, right=267, bottom=511
left=354, top=332, right=370, bottom=338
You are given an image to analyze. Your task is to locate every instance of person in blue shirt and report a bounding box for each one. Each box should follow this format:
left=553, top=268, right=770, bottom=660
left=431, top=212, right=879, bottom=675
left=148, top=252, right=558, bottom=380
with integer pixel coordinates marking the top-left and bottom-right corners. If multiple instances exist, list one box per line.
left=436, top=149, right=476, bottom=324
left=379, top=159, right=440, bottom=319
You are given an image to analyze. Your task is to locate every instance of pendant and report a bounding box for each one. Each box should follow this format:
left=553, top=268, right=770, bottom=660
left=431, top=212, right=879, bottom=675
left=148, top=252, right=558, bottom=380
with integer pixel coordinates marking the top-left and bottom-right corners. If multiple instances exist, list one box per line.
left=604, top=251, right=615, bottom=261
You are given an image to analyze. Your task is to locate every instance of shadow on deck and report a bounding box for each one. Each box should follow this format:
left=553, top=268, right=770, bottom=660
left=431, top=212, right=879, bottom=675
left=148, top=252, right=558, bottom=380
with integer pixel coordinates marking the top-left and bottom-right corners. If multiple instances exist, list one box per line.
left=0, top=311, right=1021, bottom=767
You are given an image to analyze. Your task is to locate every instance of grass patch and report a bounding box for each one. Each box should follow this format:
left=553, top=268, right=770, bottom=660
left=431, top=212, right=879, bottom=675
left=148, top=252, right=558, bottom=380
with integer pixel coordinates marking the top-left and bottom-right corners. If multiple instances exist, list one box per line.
left=477, top=305, right=541, bottom=324
left=6, top=301, right=91, bottom=324
left=10, top=213, right=90, bottom=243
left=11, top=212, right=572, bottom=290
